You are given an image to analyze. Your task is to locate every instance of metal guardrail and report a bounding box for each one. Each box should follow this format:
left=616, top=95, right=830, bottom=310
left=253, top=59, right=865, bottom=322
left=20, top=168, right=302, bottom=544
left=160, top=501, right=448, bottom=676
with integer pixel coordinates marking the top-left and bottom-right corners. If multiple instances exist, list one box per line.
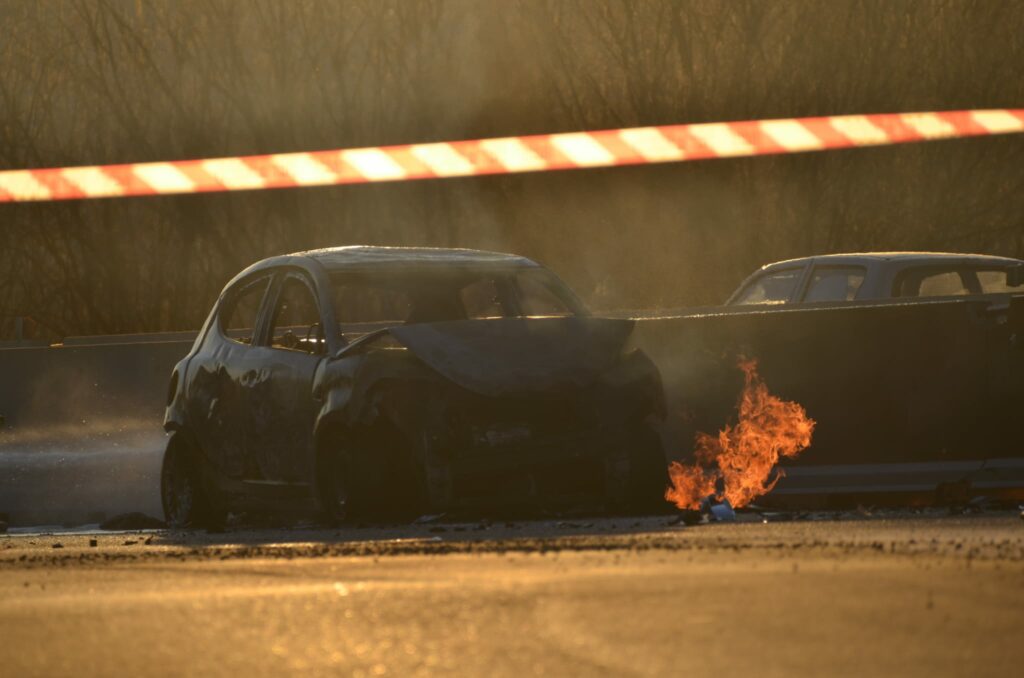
left=0, top=315, right=199, bottom=348
left=60, top=331, right=199, bottom=346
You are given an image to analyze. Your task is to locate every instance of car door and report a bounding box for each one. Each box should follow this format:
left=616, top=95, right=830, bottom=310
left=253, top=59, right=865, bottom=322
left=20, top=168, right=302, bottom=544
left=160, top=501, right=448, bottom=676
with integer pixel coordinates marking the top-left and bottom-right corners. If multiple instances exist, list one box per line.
left=185, top=273, right=274, bottom=479
left=242, top=270, right=326, bottom=484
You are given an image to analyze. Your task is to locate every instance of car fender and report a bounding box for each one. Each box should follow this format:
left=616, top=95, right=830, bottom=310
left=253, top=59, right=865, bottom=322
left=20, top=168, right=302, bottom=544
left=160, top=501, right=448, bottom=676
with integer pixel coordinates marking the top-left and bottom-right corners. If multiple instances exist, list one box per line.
left=312, top=349, right=443, bottom=448
left=163, top=355, right=193, bottom=432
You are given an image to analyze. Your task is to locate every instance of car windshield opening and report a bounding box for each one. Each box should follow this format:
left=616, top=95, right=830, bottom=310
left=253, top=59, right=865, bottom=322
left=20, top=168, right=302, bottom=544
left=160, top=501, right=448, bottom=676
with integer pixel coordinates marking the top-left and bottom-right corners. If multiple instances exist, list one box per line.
left=330, top=267, right=583, bottom=342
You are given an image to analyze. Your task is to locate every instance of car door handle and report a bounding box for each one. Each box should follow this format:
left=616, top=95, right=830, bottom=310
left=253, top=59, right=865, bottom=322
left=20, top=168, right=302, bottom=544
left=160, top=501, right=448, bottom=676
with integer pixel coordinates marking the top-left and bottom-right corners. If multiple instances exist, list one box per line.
left=241, top=369, right=260, bottom=387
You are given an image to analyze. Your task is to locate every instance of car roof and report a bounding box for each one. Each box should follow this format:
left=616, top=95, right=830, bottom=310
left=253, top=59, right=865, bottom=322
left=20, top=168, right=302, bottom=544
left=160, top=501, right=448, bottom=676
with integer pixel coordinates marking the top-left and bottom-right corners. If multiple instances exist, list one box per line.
left=294, top=246, right=540, bottom=271
left=760, top=251, right=1023, bottom=271
left=222, top=246, right=544, bottom=297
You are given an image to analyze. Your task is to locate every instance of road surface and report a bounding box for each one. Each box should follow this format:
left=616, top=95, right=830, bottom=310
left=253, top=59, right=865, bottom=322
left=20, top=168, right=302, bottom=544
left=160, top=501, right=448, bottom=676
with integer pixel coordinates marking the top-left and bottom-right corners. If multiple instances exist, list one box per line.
left=1, top=513, right=1022, bottom=676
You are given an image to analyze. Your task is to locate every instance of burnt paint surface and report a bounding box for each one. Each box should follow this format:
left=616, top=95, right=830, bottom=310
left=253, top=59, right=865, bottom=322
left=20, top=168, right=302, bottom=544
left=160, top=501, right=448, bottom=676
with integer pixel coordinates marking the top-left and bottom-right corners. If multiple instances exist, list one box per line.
left=311, top=340, right=659, bottom=510
left=181, top=313, right=324, bottom=491
left=388, top=317, right=635, bottom=396
left=311, top=317, right=663, bottom=509
left=165, top=252, right=664, bottom=513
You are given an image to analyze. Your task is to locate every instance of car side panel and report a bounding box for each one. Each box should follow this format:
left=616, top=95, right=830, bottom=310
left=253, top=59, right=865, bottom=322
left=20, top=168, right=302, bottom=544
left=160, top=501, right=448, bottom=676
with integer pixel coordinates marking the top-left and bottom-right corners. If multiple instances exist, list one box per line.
left=243, top=345, right=322, bottom=483
left=184, top=334, right=254, bottom=479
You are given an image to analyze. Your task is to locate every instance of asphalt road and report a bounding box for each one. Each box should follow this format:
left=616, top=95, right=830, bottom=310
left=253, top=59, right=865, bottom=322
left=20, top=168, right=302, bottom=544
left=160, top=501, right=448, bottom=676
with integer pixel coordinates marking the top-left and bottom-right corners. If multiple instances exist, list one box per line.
left=1, top=513, right=1022, bottom=677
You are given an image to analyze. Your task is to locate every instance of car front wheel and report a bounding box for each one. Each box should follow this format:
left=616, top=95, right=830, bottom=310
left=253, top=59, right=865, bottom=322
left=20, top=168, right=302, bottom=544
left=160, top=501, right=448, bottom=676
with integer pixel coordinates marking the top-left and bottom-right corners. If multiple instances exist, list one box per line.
left=625, top=423, right=672, bottom=514
left=316, top=423, right=426, bottom=525
left=316, top=444, right=352, bottom=525
left=161, top=433, right=225, bottom=529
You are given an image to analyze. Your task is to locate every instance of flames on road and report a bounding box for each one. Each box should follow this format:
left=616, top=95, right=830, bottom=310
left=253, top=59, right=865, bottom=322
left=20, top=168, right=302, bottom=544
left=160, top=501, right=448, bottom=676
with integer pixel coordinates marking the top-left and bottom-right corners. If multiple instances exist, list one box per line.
left=665, top=358, right=816, bottom=510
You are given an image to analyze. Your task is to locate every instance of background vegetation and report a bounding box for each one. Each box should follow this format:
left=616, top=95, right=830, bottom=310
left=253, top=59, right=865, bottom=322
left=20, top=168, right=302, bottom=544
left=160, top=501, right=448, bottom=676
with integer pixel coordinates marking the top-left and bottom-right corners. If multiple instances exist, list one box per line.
left=1, top=0, right=1022, bottom=336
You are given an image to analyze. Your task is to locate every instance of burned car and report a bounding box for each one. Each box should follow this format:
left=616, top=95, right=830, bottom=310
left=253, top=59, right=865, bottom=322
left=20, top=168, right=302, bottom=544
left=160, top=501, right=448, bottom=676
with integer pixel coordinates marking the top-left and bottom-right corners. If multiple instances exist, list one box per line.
left=161, top=246, right=667, bottom=526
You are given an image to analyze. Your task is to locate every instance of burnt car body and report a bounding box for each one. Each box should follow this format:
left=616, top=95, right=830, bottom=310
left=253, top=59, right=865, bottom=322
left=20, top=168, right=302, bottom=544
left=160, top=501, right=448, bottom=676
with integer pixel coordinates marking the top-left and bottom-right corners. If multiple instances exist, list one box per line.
left=727, top=252, right=1024, bottom=306
left=161, top=247, right=666, bottom=526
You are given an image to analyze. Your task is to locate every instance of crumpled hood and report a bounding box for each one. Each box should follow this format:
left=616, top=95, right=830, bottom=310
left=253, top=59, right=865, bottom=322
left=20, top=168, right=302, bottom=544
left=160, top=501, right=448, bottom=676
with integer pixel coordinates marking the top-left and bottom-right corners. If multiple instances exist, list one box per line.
left=389, top=317, right=635, bottom=397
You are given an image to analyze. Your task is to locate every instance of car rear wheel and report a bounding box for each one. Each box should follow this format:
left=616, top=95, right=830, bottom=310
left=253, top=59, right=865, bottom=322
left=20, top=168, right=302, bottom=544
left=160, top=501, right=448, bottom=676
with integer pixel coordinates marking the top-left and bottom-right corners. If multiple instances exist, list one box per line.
left=161, top=433, right=225, bottom=529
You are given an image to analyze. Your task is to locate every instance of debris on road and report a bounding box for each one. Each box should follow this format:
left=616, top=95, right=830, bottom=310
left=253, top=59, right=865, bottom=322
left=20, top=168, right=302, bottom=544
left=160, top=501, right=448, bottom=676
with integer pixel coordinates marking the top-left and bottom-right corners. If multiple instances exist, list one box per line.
left=99, top=513, right=165, bottom=530
left=556, top=521, right=594, bottom=529
left=666, top=499, right=737, bottom=525
left=758, top=511, right=797, bottom=523
left=696, top=496, right=736, bottom=522
left=667, top=510, right=702, bottom=526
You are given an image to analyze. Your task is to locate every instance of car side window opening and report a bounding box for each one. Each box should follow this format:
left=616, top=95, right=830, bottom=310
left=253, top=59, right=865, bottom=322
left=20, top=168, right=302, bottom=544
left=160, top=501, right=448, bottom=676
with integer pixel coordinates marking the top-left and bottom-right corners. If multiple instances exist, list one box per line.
left=733, top=268, right=803, bottom=305
left=894, top=269, right=972, bottom=298
left=976, top=269, right=1014, bottom=294
left=514, top=269, right=574, bottom=317
left=405, top=284, right=468, bottom=325
left=269, top=276, right=324, bottom=354
left=219, top=277, right=271, bottom=345
left=803, top=266, right=866, bottom=303
left=919, top=271, right=970, bottom=297
left=460, top=278, right=508, bottom=319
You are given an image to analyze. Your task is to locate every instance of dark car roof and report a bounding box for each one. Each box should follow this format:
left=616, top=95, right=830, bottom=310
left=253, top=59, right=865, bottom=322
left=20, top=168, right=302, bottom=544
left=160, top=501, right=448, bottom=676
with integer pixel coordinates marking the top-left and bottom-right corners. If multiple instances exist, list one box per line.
left=726, top=251, right=1024, bottom=305
left=763, top=251, right=1022, bottom=270
left=222, top=246, right=546, bottom=299
left=295, top=246, right=540, bottom=271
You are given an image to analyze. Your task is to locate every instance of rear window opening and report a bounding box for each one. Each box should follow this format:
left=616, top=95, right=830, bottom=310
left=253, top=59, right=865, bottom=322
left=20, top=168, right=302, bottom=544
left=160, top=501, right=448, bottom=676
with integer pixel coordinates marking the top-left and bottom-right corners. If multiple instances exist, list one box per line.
left=893, top=266, right=1015, bottom=298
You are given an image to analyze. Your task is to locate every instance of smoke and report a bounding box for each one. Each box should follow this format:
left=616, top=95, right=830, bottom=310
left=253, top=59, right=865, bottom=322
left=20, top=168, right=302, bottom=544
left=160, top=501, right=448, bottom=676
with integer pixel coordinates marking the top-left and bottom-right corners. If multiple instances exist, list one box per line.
left=0, top=346, right=176, bottom=526
left=0, top=436, right=165, bottom=528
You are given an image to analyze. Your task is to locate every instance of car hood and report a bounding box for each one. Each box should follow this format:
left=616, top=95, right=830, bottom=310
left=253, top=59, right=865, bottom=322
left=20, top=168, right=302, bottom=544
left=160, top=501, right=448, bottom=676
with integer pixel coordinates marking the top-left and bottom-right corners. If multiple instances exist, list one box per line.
left=388, top=317, right=635, bottom=397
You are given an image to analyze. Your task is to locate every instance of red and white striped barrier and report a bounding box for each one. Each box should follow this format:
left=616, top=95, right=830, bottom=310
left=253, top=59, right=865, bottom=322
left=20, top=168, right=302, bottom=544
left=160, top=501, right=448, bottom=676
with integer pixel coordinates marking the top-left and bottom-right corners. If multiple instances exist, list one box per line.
left=1, top=109, right=1021, bottom=202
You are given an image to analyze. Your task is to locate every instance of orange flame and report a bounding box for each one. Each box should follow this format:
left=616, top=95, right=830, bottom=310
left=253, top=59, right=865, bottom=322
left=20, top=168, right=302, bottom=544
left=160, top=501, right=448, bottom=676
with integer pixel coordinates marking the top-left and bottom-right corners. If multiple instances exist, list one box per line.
left=665, top=358, right=816, bottom=510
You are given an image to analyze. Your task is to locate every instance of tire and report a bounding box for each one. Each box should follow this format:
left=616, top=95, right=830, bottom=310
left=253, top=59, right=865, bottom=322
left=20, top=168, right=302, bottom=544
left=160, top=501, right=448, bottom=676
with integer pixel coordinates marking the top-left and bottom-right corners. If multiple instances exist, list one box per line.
left=316, top=439, right=352, bottom=526
left=316, top=423, right=426, bottom=525
left=625, top=423, right=672, bottom=514
left=160, top=433, right=226, bottom=529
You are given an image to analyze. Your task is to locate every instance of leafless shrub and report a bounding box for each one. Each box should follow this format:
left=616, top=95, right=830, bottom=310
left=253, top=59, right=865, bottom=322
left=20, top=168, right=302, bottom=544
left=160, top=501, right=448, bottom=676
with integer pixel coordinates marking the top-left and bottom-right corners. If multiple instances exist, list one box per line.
left=0, top=0, right=1021, bottom=334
